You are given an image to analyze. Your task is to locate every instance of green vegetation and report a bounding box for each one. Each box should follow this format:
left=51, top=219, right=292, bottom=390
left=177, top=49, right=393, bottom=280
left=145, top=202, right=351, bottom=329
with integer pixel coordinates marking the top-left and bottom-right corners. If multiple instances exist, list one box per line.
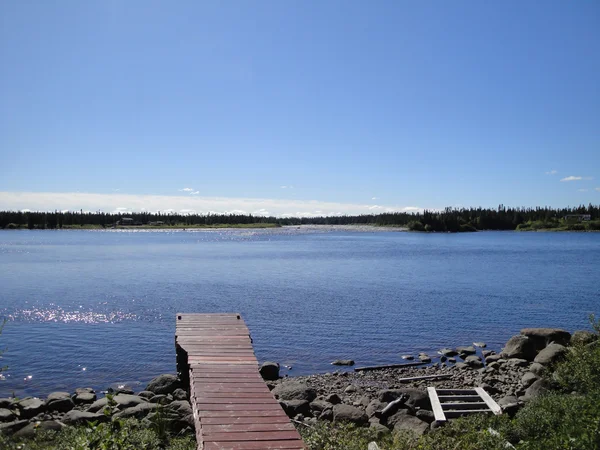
left=0, top=419, right=196, bottom=450
left=516, top=219, right=600, bottom=232
left=301, top=317, right=600, bottom=449
left=1, top=204, right=599, bottom=232
left=0, top=395, right=196, bottom=450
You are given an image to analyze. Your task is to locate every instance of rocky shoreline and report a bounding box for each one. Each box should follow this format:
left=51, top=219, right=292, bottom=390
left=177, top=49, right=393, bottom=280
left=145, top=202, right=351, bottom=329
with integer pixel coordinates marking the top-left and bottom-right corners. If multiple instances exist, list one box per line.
left=262, top=327, right=596, bottom=435
left=0, top=374, right=195, bottom=439
left=0, top=327, right=596, bottom=441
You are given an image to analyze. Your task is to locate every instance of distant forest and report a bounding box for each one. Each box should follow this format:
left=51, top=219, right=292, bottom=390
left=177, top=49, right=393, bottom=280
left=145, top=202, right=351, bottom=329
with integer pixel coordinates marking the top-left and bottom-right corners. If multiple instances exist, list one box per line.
left=1, top=204, right=599, bottom=232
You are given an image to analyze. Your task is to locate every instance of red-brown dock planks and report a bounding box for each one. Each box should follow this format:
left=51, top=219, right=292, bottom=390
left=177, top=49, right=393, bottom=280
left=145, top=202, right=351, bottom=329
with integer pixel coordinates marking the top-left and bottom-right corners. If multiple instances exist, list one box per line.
left=176, top=313, right=305, bottom=450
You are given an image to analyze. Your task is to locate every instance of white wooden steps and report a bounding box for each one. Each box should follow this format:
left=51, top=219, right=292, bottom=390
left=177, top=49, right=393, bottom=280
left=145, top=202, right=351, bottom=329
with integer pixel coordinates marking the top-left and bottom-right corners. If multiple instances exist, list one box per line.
left=427, top=387, right=502, bottom=422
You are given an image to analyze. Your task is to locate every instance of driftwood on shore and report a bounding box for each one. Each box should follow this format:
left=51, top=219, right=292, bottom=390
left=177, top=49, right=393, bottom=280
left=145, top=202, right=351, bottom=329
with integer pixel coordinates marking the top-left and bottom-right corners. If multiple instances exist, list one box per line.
left=395, top=373, right=451, bottom=383
left=354, top=361, right=426, bottom=372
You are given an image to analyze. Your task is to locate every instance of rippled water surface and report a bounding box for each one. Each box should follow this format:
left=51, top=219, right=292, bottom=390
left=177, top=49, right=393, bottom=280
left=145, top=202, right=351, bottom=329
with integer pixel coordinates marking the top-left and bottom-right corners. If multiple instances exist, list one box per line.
left=1, top=228, right=598, bottom=396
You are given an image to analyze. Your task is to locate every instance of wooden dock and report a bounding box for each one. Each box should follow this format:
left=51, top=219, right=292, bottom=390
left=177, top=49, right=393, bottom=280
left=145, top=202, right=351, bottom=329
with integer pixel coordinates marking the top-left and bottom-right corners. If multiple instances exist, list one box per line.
left=176, top=313, right=306, bottom=450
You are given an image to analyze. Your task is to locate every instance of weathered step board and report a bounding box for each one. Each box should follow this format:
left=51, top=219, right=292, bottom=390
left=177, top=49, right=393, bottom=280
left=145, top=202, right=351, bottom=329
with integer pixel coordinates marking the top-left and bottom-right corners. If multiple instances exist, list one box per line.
left=176, top=313, right=306, bottom=450
left=427, top=387, right=502, bottom=422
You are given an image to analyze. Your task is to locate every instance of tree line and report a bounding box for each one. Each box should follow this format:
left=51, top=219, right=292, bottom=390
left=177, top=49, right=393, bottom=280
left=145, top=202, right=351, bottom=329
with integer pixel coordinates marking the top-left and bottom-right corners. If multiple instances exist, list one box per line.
left=0, top=203, right=598, bottom=231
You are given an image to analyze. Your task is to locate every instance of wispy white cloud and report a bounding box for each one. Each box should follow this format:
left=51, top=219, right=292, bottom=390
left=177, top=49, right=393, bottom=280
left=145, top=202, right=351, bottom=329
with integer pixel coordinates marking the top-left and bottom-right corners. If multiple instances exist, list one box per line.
left=189, top=191, right=200, bottom=195
left=179, top=188, right=194, bottom=192
left=545, top=170, right=558, bottom=175
left=596, top=187, right=600, bottom=192
left=560, top=176, right=593, bottom=182
left=371, top=197, right=378, bottom=200
left=578, top=189, right=589, bottom=192
left=0, top=191, right=423, bottom=218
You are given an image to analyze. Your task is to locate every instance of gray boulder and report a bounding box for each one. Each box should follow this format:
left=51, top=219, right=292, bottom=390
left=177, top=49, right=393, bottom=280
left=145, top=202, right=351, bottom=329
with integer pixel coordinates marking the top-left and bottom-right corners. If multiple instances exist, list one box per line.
left=387, top=409, right=428, bottom=435
left=438, top=348, right=458, bottom=357
left=416, top=409, right=435, bottom=424
left=333, top=404, right=368, bottom=425
left=366, top=400, right=386, bottom=418
left=87, top=394, right=147, bottom=413
left=114, top=402, right=158, bottom=419
left=149, top=394, right=170, bottom=405
left=145, top=374, right=182, bottom=395
left=62, top=410, right=108, bottom=425
left=279, top=400, right=310, bottom=418
left=137, top=390, right=155, bottom=399
left=309, top=400, right=333, bottom=414
left=529, top=362, right=547, bottom=376
left=534, top=343, right=567, bottom=365
left=457, top=346, right=476, bottom=356
left=73, top=392, right=96, bottom=405
left=319, top=408, right=333, bottom=421
left=485, top=354, right=503, bottom=363
left=0, top=409, right=15, bottom=422
left=172, top=388, right=188, bottom=401
left=521, top=328, right=571, bottom=349
left=501, top=335, right=536, bottom=361
left=0, top=420, right=28, bottom=435
left=522, top=379, right=552, bottom=402
left=521, top=372, right=539, bottom=388
left=272, top=382, right=317, bottom=402
left=46, top=392, right=75, bottom=413
left=17, top=398, right=45, bottom=419
left=259, top=362, right=280, bottom=381
left=165, top=400, right=193, bottom=417
left=331, top=359, right=355, bottom=366
left=13, top=420, right=64, bottom=439
left=570, top=330, right=597, bottom=346
left=73, top=388, right=96, bottom=405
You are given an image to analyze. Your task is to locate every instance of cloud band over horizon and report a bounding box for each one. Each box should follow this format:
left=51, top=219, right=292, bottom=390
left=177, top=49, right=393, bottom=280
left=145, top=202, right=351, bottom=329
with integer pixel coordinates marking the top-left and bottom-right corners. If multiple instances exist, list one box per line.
left=0, top=191, right=422, bottom=217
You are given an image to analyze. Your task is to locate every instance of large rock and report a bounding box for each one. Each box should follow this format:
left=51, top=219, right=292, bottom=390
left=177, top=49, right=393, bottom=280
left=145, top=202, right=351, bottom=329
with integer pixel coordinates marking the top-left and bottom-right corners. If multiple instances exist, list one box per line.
left=62, top=410, right=108, bottom=425
left=259, top=362, right=280, bottom=380
left=521, top=328, right=571, bottom=350
left=279, top=400, right=310, bottom=418
left=333, top=404, right=368, bottom=425
left=378, top=389, right=430, bottom=410
left=521, top=372, right=539, bottom=388
left=533, top=343, right=567, bottom=365
left=570, top=330, right=597, bottom=346
left=145, top=374, right=182, bottom=395
left=501, top=335, right=536, bottom=361
left=13, top=420, right=65, bottom=439
left=529, top=362, right=546, bottom=376
left=386, top=409, right=428, bottom=435
left=87, top=394, right=147, bottom=413
left=365, top=400, right=386, bottom=418
left=271, top=382, right=317, bottom=402
left=0, top=409, right=15, bottom=422
left=456, top=346, right=476, bottom=356
left=310, top=400, right=333, bottom=414
left=17, top=398, right=45, bottom=419
left=0, top=399, right=13, bottom=409
left=73, top=388, right=96, bottom=405
left=438, top=348, right=458, bottom=357
left=522, top=379, right=551, bottom=402
left=331, top=359, right=355, bottom=366
left=114, top=402, right=158, bottom=419
left=166, top=400, right=193, bottom=417
left=0, top=420, right=28, bottom=435
left=46, top=392, right=75, bottom=413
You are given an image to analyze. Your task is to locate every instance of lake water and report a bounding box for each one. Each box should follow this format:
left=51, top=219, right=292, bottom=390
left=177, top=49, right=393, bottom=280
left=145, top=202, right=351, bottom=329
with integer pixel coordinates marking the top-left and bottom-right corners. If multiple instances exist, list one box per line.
left=1, top=227, right=598, bottom=397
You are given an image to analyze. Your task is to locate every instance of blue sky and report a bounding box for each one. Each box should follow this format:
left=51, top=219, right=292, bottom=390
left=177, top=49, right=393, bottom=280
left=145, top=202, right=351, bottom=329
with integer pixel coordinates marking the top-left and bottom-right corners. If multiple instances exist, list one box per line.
left=1, top=1, right=599, bottom=215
